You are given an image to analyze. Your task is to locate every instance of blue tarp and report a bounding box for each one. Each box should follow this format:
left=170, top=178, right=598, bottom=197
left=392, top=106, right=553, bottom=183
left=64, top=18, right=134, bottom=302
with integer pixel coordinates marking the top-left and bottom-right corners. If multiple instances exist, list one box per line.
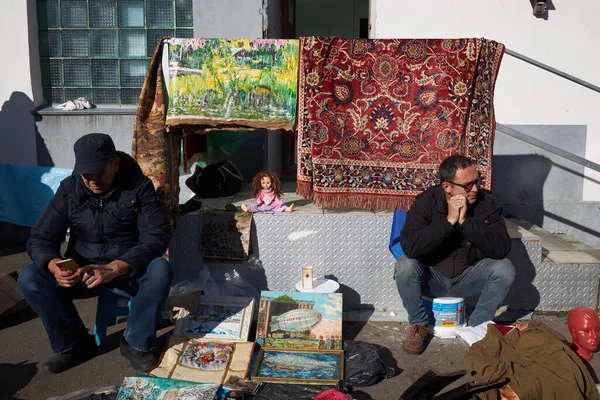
left=0, top=164, right=72, bottom=227
left=389, top=210, right=407, bottom=260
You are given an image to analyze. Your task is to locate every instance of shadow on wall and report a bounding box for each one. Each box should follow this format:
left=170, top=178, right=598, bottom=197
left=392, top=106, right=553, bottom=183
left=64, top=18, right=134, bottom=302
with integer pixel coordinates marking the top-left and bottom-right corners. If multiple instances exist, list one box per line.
left=0, top=91, right=53, bottom=167
left=492, top=154, right=552, bottom=227
left=170, top=218, right=268, bottom=304
left=492, top=154, right=552, bottom=316
left=0, top=92, right=56, bottom=245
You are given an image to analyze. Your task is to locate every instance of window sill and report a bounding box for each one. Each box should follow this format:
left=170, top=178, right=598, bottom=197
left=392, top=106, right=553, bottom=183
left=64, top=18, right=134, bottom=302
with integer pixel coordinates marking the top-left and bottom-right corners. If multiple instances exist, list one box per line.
left=33, top=105, right=137, bottom=116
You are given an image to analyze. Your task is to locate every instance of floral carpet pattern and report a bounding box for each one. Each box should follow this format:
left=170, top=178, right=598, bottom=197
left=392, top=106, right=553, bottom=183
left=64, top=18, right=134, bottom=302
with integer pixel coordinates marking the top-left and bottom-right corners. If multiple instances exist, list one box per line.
left=297, top=37, right=504, bottom=210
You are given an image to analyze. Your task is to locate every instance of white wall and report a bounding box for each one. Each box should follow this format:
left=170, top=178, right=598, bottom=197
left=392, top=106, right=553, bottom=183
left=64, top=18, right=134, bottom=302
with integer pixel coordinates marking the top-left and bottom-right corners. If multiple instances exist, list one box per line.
left=0, top=0, right=40, bottom=165
left=370, top=0, right=600, bottom=201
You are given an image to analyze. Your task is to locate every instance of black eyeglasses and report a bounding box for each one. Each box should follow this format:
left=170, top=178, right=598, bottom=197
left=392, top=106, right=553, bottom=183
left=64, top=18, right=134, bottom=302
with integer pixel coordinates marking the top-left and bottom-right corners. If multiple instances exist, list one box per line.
left=446, top=176, right=482, bottom=191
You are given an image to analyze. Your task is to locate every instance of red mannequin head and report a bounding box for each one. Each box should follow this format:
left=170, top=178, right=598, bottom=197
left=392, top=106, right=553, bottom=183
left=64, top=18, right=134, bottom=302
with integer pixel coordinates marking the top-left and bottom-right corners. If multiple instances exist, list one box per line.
left=568, top=306, right=600, bottom=361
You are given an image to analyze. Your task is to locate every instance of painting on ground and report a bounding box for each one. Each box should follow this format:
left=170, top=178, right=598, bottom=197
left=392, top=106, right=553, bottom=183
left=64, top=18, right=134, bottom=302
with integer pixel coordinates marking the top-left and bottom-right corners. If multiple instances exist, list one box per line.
left=174, top=296, right=255, bottom=342
left=116, top=376, right=219, bottom=400
left=256, top=291, right=343, bottom=350
left=149, top=337, right=255, bottom=384
left=251, top=348, right=344, bottom=384
left=166, top=38, right=299, bottom=130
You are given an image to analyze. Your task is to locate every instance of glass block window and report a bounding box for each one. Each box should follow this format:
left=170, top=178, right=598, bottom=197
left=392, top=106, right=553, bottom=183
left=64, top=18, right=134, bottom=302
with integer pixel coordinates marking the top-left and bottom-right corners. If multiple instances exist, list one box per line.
left=37, top=0, right=193, bottom=105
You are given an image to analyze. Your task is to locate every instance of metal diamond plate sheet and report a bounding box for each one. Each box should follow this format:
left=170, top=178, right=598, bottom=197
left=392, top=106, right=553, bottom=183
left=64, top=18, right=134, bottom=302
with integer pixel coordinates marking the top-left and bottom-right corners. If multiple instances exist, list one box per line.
left=170, top=213, right=591, bottom=315
left=253, top=214, right=400, bottom=311
left=534, top=263, right=600, bottom=311
left=171, top=213, right=402, bottom=311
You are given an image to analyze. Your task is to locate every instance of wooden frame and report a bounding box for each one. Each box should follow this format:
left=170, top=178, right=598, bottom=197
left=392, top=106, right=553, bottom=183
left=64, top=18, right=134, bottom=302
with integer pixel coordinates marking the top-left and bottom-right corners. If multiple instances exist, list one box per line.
left=174, top=296, right=255, bottom=342
left=149, top=337, right=255, bottom=385
left=251, top=348, right=344, bottom=385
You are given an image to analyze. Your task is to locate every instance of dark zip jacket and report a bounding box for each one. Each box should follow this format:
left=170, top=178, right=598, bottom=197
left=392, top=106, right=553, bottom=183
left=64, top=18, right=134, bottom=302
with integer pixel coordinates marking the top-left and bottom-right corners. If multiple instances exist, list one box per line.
left=400, top=185, right=511, bottom=278
left=27, top=151, right=171, bottom=278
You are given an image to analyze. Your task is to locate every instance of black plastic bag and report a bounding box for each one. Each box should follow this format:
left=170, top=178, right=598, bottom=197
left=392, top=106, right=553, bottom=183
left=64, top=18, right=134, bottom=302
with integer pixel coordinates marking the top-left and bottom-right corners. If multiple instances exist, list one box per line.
left=342, top=340, right=396, bottom=387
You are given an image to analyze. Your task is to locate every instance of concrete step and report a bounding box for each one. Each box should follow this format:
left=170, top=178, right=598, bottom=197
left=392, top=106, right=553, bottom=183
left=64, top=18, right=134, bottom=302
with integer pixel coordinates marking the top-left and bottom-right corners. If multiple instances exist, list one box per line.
left=507, top=219, right=600, bottom=312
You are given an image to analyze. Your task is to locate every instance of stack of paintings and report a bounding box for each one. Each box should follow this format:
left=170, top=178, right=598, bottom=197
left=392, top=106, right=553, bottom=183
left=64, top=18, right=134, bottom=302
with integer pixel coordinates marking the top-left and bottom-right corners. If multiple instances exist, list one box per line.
left=148, top=296, right=256, bottom=384
left=251, top=291, right=344, bottom=385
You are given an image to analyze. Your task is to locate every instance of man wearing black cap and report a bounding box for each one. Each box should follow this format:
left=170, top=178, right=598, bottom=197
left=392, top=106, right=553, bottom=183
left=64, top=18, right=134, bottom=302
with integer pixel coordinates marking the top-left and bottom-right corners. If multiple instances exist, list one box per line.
left=18, top=133, right=173, bottom=373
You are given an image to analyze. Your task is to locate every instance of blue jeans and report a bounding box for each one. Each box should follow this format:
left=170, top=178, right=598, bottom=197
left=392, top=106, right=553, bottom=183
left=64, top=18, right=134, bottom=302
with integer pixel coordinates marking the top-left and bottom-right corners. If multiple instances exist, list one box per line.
left=18, top=257, right=173, bottom=354
left=394, top=256, right=515, bottom=326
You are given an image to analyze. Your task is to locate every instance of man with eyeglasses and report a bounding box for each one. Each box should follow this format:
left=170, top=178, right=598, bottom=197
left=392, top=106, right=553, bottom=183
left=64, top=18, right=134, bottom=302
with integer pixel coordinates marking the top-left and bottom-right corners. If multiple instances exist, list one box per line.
left=395, top=155, right=514, bottom=355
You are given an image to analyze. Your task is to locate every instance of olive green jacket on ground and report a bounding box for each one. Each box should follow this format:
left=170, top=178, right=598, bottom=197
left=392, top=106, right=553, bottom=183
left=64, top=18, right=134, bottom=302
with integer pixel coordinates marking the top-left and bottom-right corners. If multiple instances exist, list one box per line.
left=465, top=324, right=600, bottom=400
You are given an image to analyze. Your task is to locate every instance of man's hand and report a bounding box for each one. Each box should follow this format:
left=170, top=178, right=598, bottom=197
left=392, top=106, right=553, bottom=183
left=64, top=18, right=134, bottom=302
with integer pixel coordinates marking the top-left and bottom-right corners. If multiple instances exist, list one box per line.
left=49, top=258, right=82, bottom=288
left=447, top=195, right=467, bottom=225
left=79, top=260, right=130, bottom=289
left=458, top=196, right=467, bottom=225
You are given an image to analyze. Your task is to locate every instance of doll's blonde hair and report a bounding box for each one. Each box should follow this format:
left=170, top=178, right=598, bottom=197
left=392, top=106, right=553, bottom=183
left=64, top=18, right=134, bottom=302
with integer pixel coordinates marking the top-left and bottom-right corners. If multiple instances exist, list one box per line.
left=252, top=171, right=283, bottom=198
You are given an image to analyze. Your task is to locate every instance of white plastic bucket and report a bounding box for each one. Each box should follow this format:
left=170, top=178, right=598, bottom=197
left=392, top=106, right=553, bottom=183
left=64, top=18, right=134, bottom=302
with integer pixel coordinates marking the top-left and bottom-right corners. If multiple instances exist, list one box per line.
left=422, top=297, right=465, bottom=338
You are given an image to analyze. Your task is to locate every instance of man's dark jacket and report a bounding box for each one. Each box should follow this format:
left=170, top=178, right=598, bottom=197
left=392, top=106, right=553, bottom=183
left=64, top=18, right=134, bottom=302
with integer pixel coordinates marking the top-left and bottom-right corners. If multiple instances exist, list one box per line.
left=27, top=151, right=172, bottom=278
left=400, top=185, right=511, bottom=278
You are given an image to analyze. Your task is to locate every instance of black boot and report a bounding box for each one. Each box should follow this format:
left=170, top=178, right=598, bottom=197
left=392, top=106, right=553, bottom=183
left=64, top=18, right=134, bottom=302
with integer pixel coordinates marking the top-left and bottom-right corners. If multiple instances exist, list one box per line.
left=41, top=335, right=98, bottom=374
left=119, top=336, right=161, bottom=372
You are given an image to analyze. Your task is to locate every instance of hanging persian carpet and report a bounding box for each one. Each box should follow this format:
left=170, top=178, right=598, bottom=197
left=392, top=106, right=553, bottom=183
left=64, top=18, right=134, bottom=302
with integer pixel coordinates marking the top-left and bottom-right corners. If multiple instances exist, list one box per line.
left=296, top=37, right=504, bottom=210
left=132, top=37, right=181, bottom=215
left=166, top=38, right=299, bottom=130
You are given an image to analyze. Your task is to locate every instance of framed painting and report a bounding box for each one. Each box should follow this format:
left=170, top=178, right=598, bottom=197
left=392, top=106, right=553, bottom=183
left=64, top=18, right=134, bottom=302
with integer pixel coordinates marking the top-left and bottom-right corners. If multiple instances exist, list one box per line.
left=166, top=38, right=299, bottom=130
left=117, top=376, right=219, bottom=400
left=149, top=337, right=255, bottom=384
left=174, top=296, right=255, bottom=342
left=256, top=291, right=343, bottom=350
left=251, top=348, right=344, bottom=385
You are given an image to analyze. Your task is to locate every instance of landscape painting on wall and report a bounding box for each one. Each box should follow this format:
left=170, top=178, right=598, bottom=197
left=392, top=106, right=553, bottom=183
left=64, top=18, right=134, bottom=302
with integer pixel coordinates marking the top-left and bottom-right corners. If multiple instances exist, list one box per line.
left=251, top=348, right=344, bottom=384
left=256, top=291, right=343, bottom=350
left=116, top=376, right=219, bottom=400
left=174, top=296, right=255, bottom=342
left=166, top=38, right=299, bottom=130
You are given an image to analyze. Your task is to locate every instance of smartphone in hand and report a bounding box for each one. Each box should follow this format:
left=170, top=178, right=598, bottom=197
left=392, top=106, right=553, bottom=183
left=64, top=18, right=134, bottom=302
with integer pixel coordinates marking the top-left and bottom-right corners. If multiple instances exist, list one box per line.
left=55, top=258, right=79, bottom=273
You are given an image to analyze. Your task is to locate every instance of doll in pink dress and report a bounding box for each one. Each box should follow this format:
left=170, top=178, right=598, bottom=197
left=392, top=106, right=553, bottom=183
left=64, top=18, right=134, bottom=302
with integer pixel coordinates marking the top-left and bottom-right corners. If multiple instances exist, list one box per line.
left=241, top=171, right=294, bottom=213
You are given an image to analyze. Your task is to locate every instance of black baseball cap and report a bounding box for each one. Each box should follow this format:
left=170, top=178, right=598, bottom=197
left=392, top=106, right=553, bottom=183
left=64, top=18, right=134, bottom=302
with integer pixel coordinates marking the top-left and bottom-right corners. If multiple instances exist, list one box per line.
left=73, top=133, right=117, bottom=175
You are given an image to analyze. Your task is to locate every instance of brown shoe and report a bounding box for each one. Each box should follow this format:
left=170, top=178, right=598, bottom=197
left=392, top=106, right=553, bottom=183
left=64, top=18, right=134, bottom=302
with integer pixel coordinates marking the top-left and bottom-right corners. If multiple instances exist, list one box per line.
left=403, top=323, right=429, bottom=355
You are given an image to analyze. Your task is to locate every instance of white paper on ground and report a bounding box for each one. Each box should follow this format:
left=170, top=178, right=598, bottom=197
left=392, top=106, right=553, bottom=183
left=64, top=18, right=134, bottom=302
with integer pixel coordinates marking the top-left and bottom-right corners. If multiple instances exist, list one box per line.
left=455, top=321, right=494, bottom=346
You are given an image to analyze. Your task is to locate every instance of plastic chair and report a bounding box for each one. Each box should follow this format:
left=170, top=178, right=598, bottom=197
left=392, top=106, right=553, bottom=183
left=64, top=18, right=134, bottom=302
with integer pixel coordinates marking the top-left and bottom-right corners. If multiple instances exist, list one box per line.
left=93, top=290, right=131, bottom=346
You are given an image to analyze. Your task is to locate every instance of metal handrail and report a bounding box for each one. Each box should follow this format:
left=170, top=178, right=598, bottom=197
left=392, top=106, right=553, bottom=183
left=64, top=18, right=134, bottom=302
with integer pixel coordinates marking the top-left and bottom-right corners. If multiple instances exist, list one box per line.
left=505, top=48, right=600, bottom=94
left=496, top=123, right=600, bottom=174
left=497, top=50, right=600, bottom=173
